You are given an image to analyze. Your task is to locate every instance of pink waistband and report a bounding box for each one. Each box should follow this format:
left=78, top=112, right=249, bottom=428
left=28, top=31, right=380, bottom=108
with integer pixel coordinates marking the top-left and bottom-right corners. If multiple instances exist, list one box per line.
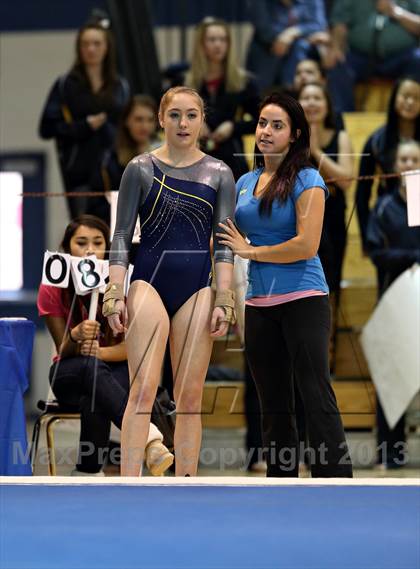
left=245, top=289, right=327, bottom=307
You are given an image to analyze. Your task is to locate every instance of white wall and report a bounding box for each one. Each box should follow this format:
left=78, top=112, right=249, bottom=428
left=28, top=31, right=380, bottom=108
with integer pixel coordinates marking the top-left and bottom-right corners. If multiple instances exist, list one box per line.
left=0, top=31, right=75, bottom=246
left=1, top=31, right=76, bottom=409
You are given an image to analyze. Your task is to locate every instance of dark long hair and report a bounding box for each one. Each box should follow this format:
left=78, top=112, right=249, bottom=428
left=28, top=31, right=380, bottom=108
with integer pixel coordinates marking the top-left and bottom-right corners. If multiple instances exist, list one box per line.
left=70, top=22, right=118, bottom=99
left=60, top=215, right=110, bottom=255
left=297, top=81, right=336, bottom=130
left=60, top=215, right=110, bottom=326
left=254, top=92, right=312, bottom=214
left=384, top=77, right=420, bottom=151
left=115, top=95, right=158, bottom=165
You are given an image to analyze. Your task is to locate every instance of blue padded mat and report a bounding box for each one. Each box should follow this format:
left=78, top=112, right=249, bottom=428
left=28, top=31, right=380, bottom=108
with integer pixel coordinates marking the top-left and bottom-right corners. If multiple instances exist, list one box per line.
left=1, top=484, right=419, bottom=569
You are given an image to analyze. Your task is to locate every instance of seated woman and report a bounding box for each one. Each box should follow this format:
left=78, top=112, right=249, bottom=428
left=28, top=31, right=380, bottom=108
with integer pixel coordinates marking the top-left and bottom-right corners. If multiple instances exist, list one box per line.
left=356, top=77, right=420, bottom=254
left=37, top=214, right=173, bottom=476
left=298, top=81, right=354, bottom=370
left=292, top=58, right=344, bottom=130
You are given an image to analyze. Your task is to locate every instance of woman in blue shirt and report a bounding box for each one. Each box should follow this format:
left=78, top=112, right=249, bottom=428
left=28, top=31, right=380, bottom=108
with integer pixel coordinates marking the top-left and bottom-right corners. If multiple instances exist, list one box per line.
left=217, top=93, right=352, bottom=477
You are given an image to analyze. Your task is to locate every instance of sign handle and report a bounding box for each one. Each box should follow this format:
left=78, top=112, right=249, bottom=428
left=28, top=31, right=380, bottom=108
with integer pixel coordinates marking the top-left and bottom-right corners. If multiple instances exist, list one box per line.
left=88, top=289, right=100, bottom=320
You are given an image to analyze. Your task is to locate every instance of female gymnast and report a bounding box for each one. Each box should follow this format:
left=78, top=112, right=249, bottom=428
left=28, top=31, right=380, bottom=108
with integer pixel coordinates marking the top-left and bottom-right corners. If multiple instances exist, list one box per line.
left=103, top=86, right=236, bottom=476
left=217, top=93, right=353, bottom=477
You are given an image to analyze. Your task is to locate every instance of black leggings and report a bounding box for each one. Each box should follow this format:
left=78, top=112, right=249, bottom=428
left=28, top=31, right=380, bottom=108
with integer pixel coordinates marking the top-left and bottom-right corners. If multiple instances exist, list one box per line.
left=49, top=356, right=129, bottom=473
left=245, top=296, right=353, bottom=478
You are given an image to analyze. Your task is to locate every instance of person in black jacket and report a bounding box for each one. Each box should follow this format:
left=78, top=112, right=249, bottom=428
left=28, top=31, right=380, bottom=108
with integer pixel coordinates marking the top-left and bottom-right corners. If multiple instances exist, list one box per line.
left=39, top=20, right=130, bottom=219
left=185, top=17, right=260, bottom=180
left=366, top=139, right=420, bottom=469
left=356, top=77, right=420, bottom=253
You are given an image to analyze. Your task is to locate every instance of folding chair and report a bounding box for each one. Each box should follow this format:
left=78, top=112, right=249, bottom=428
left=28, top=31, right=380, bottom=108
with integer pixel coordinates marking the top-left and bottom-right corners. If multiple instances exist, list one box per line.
left=30, top=386, right=80, bottom=476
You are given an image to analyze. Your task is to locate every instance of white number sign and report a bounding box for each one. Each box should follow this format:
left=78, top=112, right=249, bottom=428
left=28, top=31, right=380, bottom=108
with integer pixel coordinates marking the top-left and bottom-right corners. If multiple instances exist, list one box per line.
left=42, top=251, right=71, bottom=288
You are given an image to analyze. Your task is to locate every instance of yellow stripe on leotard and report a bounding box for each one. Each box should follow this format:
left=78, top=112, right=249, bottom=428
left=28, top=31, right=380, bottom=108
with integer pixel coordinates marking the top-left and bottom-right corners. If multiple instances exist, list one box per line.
left=152, top=175, right=214, bottom=212
left=140, top=174, right=166, bottom=230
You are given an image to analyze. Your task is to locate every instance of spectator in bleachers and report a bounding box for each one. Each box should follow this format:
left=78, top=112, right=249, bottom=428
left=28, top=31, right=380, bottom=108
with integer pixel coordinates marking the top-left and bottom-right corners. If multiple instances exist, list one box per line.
left=92, top=95, right=160, bottom=223
left=356, top=77, right=420, bottom=255
left=184, top=17, right=260, bottom=180
left=39, top=19, right=130, bottom=219
left=299, top=82, right=354, bottom=345
left=366, top=139, right=420, bottom=469
left=246, top=0, right=330, bottom=93
left=292, top=58, right=345, bottom=130
left=37, top=215, right=174, bottom=476
left=293, top=58, right=327, bottom=93
left=326, top=0, right=420, bottom=112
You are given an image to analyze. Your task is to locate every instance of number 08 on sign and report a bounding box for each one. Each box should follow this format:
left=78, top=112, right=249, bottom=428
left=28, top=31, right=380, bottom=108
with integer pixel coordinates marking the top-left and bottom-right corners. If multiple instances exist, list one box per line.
left=42, top=251, right=105, bottom=295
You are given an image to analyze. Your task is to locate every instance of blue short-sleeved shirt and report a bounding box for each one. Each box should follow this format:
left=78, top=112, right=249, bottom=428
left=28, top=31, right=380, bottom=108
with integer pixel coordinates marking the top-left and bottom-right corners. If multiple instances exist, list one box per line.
left=235, top=167, right=329, bottom=299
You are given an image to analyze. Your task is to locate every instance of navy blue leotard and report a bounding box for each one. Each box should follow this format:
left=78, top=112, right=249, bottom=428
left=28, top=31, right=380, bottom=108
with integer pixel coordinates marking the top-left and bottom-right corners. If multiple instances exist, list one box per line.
left=110, top=153, right=236, bottom=317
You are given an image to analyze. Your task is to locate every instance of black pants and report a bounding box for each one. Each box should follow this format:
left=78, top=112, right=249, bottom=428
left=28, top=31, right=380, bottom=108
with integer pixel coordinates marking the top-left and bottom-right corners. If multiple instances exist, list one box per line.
left=245, top=296, right=353, bottom=477
left=49, top=356, right=129, bottom=473
left=244, top=356, right=264, bottom=467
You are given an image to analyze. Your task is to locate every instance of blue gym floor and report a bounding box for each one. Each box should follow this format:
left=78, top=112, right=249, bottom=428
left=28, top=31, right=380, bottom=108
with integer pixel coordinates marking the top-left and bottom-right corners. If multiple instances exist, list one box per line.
left=1, top=481, right=419, bottom=569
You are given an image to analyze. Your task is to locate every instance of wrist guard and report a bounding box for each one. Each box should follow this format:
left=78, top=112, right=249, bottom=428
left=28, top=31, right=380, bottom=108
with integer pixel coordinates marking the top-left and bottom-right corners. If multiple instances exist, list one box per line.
left=214, top=289, right=236, bottom=325
left=102, top=283, right=124, bottom=318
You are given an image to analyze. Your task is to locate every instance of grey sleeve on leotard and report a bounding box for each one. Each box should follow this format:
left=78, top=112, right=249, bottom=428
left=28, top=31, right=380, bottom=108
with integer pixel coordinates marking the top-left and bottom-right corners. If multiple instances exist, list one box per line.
left=109, top=154, right=153, bottom=268
left=213, top=161, right=236, bottom=264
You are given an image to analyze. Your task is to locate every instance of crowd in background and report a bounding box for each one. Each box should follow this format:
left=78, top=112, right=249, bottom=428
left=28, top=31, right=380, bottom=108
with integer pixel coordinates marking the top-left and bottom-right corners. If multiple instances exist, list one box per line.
left=38, top=0, right=420, bottom=473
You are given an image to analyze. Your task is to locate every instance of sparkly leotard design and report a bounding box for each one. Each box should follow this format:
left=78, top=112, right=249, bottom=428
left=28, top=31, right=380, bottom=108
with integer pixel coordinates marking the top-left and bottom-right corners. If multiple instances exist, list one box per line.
left=110, top=153, right=236, bottom=316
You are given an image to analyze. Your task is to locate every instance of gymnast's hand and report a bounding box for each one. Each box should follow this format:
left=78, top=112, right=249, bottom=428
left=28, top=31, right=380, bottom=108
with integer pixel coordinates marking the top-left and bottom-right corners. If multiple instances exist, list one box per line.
left=210, top=307, right=229, bottom=338
left=106, top=299, right=128, bottom=336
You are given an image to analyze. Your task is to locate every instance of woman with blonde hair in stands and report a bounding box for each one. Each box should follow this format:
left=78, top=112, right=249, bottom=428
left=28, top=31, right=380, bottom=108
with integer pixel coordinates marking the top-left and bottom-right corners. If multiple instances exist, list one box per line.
left=103, top=86, right=236, bottom=476
left=184, top=17, right=260, bottom=180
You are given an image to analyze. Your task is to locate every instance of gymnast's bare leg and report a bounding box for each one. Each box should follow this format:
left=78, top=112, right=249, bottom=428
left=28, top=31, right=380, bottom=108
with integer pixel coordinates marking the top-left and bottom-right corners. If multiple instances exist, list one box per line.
left=170, top=286, right=214, bottom=476
left=122, top=280, right=169, bottom=476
